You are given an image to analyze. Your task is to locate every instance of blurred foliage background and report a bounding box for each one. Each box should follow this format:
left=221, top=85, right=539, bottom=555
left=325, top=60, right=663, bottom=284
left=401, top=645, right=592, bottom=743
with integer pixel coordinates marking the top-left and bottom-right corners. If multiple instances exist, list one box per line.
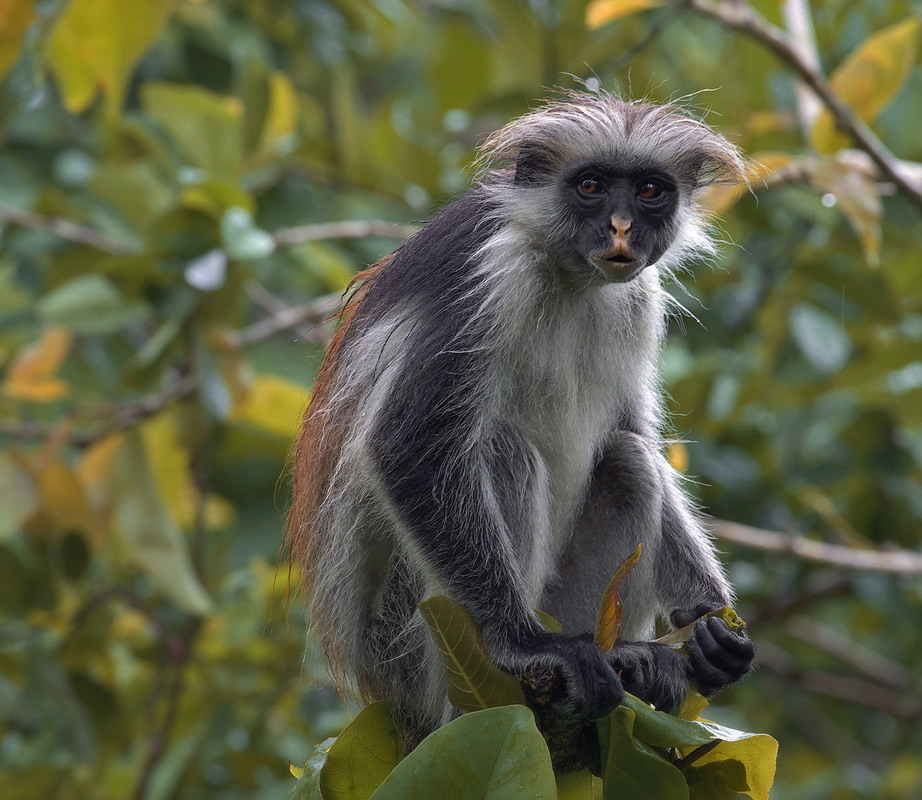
left=0, top=0, right=920, bottom=798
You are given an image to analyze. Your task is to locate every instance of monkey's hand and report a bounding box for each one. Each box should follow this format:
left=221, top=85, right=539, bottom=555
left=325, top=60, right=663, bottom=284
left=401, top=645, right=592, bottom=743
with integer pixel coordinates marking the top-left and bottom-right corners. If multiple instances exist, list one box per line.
left=607, top=641, right=689, bottom=712
left=517, top=632, right=625, bottom=721
left=686, top=616, right=755, bottom=698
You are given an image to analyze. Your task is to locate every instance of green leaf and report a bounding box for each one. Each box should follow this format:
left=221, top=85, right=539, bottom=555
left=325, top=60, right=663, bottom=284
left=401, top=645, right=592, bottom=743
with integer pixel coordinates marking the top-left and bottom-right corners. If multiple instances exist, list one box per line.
left=789, top=303, right=852, bottom=375
left=597, top=705, right=689, bottom=800
left=369, top=706, right=556, bottom=800
left=220, top=207, right=276, bottom=261
left=319, top=701, right=401, bottom=800
left=811, top=18, right=920, bottom=153
left=534, top=609, right=564, bottom=634
left=192, top=331, right=233, bottom=421
left=291, top=738, right=335, bottom=800
left=418, top=595, right=526, bottom=712
left=610, top=695, right=778, bottom=800
left=555, top=769, right=596, bottom=800
left=38, top=275, right=150, bottom=335
left=47, top=0, right=173, bottom=115
left=142, top=83, right=243, bottom=177
left=0, top=452, right=38, bottom=540
left=110, top=431, right=213, bottom=615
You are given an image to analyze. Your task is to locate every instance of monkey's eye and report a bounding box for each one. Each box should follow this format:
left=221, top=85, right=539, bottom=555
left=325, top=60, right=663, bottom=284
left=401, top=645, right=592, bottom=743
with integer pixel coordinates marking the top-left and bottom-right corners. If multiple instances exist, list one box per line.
left=578, top=177, right=604, bottom=197
left=637, top=181, right=663, bottom=200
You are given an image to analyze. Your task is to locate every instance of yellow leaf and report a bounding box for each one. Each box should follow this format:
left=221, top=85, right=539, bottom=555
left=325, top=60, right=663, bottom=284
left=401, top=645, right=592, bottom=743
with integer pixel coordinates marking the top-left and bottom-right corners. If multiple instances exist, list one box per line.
left=3, top=327, right=72, bottom=402
left=289, top=764, right=304, bottom=780
left=594, top=543, right=643, bottom=652
left=140, top=410, right=192, bottom=528
left=0, top=0, right=35, bottom=80
left=667, top=441, right=688, bottom=473
left=232, top=374, right=308, bottom=438
left=682, top=729, right=779, bottom=800
left=111, top=430, right=213, bottom=615
left=256, top=72, right=299, bottom=161
left=35, top=461, right=92, bottom=538
left=47, top=0, right=174, bottom=115
left=585, top=0, right=664, bottom=29
left=807, top=152, right=883, bottom=267
left=810, top=17, right=920, bottom=154
left=699, top=152, right=793, bottom=214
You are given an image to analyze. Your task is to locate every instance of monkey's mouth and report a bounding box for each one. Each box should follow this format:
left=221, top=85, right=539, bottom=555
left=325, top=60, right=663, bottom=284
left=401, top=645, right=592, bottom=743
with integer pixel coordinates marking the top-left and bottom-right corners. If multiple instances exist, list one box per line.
left=593, top=251, right=645, bottom=281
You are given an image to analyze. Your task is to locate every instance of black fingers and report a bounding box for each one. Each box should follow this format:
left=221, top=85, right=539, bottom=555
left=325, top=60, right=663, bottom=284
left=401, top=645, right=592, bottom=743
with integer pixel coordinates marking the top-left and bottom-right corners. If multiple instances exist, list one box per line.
left=671, top=604, right=717, bottom=629
left=687, top=617, right=755, bottom=697
left=529, top=634, right=625, bottom=721
left=611, top=642, right=687, bottom=712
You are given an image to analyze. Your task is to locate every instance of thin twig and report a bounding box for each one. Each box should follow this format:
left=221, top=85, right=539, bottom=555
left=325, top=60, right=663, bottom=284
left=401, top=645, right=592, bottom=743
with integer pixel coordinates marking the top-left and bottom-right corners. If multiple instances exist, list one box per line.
left=686, top=0, right=922, bottom=211
left=712, top=519, right=922, bottom=575
left=0, top=203, right=136, bottom=254
left=746, top=576, right=851, bottom=628
left=674, top=739, right=722, bottom=771
left=759, top=646, right=922, bottom=719
left=230, top=291, right=345, bottom=347
left=273, top=220, right=417, bottom=246
left=787, top=616, right=913, bottom=690
left=0, top=375, right=196, bottom=447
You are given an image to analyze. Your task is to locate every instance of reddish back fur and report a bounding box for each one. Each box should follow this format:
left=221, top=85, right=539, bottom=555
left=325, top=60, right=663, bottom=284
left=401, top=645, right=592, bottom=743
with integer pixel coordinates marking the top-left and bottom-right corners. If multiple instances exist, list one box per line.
left=285, top=261, right=386, bottom=602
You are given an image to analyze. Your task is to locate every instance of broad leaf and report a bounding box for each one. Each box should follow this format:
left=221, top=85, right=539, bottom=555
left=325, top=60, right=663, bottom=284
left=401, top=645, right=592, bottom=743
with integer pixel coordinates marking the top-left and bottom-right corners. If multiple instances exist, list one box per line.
left=418, top=595, right=526, bottom=712
left=47, top=0, right=173, bottom=114
left=595, top=543, right=642, bottom=651
left=291, top=738, right=336, bottom=800
left=232, top=374, right=308, bottom=438
left=811, top=18, right=920, bottom=153
left=597, top=704, right=689, bottom=800
left=369, top=706, right=556, bottom=800
left=789, top=303, right=852, bottom=375
left=679, top=725, right=778, bottom=800
left=0, top=452, right=38, bottom=541
left=320, top=701, right=401, bottom=800
left=142, top=83, right=244, bottom=177
left=110, top=431, right=213, bottom=615
left=3, top=327, right=71, bottom=402
left=555, top=769, right=595, bottom=800
left=0, top=0, right=35, bottom=80
left=585, top=0, right=664, bottom=29
left=220, top=207, right=276, bottom=261
left=38, top=275, right=150, bottom=335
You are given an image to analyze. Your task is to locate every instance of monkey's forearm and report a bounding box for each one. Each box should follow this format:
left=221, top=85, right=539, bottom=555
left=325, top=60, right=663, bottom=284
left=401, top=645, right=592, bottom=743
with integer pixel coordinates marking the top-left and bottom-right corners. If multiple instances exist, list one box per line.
left=656, top=464, right=733, bottom=621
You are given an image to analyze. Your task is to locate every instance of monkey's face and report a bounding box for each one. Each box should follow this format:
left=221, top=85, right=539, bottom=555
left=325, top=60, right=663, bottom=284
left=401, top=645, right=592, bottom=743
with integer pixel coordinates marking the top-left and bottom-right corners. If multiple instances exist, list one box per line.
left=559, top=161, right=681, bottom=285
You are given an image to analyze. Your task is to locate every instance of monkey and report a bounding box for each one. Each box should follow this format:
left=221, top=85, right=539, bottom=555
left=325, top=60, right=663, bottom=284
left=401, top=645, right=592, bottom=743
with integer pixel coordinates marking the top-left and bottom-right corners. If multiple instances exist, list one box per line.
left=287, top=91, right=755, bottom=750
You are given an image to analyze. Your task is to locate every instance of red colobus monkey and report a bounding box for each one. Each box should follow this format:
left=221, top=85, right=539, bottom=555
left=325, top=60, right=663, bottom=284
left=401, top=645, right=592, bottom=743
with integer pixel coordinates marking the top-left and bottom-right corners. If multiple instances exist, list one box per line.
left=288, top=92, right=755, bottom=748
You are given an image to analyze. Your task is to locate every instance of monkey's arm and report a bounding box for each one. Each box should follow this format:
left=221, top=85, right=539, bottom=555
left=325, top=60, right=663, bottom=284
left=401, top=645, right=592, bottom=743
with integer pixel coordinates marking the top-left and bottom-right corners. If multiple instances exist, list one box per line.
left=369, top=356, right=623, bottom=721
left=656, top=468, right=755, bottom=697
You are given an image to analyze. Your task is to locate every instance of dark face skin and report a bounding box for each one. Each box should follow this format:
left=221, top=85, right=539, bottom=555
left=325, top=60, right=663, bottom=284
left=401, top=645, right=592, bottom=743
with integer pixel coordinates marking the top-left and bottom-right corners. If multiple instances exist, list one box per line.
left=559, top=161, right=681, bottom=285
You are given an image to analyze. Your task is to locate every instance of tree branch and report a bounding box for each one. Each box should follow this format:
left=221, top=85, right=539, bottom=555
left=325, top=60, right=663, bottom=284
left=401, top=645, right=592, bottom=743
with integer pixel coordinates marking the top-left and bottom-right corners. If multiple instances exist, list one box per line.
left=273, top=219, right=417, bottom=246
left=0, top=375, right=196, bottom=447
left=686, top=0, right=922, bottom=211
left=0, top=203, right=136, bottom=254
left=758, top=645, right=922, bottom=719
left=712, top=519, right=922, bottom=575
left=788, top=616, right=913, bottom=690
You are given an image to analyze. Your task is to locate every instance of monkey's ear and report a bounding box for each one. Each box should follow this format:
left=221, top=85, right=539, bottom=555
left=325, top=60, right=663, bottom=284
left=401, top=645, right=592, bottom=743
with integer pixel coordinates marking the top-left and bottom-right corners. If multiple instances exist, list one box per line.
left=514, top=146, right=552, bottom=185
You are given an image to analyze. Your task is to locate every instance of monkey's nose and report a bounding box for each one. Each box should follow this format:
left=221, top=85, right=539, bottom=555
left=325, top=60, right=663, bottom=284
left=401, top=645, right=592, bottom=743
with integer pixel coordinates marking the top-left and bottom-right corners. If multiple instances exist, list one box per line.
left=610, top=216, right=632, bottom=238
